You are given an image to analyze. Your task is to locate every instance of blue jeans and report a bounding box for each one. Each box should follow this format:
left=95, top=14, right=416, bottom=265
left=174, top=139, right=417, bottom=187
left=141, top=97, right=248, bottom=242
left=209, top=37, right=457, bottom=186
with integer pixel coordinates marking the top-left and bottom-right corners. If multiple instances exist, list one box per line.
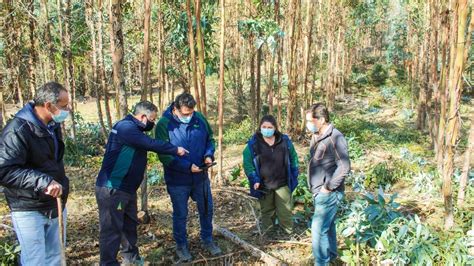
left=167, top=179, right=213, bottom=248
left=311, top=191, right=344, bottom=265
left=11, top=209, right=67, bottom=266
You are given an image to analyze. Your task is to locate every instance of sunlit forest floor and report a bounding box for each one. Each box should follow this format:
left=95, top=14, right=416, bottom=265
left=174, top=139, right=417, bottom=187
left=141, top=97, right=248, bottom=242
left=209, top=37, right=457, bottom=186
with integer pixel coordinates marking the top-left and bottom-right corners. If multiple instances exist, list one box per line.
left=1, top=86, right=473, bottom=265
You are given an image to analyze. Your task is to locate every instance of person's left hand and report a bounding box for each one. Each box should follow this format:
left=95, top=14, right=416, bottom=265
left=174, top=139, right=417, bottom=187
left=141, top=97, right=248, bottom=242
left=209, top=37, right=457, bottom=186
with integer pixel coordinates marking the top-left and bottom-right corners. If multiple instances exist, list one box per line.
left=204, top=157, right=213, bottom=165
left=320, top=186, right=331, bottom=194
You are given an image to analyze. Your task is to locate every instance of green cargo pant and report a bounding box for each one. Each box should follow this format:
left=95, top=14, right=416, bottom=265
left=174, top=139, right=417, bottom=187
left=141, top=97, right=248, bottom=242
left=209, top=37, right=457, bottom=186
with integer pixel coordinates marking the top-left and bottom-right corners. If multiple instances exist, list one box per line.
left=258, top=185, right=293, bottom=233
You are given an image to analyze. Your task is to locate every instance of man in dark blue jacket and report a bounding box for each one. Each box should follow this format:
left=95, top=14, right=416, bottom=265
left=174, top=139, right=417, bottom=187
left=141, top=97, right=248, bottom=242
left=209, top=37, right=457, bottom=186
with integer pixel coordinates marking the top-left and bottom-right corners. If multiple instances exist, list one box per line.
left=156, top=93, right=221, bottom=262
left=0, top=82, right=69, bottom=265
left=95, top=101, right=186, bottom=266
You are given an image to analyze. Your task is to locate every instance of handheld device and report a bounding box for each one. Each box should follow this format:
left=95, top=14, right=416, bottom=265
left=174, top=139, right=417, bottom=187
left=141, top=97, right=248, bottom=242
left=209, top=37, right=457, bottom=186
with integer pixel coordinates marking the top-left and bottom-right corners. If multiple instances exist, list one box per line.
left=199, top=162, right=217, bottom=170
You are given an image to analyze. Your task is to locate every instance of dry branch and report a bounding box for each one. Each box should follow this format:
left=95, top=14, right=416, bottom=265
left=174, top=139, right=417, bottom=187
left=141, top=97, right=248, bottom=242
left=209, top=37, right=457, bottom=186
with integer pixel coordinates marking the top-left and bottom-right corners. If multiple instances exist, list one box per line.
left=214, top=224, right=286, bottom=265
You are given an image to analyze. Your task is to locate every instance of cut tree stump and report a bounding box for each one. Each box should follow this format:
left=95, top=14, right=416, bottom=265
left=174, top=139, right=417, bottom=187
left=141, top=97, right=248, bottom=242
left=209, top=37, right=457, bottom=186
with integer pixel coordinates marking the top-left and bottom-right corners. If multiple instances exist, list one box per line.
left=214, top=224, right=286, bottom=265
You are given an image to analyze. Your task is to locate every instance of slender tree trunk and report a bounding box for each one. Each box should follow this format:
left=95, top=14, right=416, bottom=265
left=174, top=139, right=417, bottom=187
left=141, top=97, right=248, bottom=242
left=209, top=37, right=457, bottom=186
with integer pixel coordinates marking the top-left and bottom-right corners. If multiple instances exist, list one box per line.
left=302, top=0, right=314, bottom=109
left=59, top=0, right=77, bottom=138
left=442, top=0, right=469, bottom=230
left=85, top=0, right=108, bottom=139
left=40, top=0, right=58, bottom=81
left=185, top=0, right=201, bottom=110
left=286, top=0, right=300, bottom=135
left=5, top=0, right=23, bottom=104
left=97, top=0, right=113, bottom=128
left=249, top=47, right=257, bottom=126
left=275, top=1, right=282, bottom=124
left=109, top=0, right=128, bottom=120
left=141, top=0, right=151, bottom=101
left=27, top=0, right=38, bottom=99
left=158, top=1, right=166, bottom=111
left=436, top=5, right=452, bottom=167
left=195, top=0, right=207, bottom=115
left=217, top=0, right=225, bottom=186
left=256, top=47, right=262, bottom=123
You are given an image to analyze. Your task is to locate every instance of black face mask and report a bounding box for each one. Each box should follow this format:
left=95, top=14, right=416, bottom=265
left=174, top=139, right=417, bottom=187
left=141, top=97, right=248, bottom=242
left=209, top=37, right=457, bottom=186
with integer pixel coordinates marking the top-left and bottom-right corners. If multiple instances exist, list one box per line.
left=143, top=120, right=155, bottom=131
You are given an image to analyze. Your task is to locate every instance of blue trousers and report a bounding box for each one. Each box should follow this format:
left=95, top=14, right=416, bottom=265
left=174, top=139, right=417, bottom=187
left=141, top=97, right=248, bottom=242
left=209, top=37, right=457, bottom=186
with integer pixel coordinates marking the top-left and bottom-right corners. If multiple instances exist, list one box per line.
left=311, top=191, right=344, bottom=265
left=11, top=209, right=67, bottom=266
left=167, top=179, right=214, bottom=248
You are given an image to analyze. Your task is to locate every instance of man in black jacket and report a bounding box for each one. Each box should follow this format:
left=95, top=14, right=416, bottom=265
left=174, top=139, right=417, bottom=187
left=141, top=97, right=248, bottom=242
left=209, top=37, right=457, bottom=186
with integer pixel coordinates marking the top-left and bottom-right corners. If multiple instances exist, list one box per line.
left=0, top=82, right=70, bottom=265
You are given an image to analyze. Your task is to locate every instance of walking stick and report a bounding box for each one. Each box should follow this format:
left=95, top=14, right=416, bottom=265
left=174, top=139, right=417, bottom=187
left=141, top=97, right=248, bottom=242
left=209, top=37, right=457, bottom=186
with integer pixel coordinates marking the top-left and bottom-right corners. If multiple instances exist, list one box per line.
left=57, top=197, right=66, bottom=266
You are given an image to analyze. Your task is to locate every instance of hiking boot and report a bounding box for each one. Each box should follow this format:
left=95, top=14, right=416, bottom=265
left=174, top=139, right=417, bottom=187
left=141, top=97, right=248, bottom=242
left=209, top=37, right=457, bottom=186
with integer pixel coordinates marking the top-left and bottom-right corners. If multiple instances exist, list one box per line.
left=202, top=241, right=222, bottom=256
left=176, top=246, right=192, bottom=262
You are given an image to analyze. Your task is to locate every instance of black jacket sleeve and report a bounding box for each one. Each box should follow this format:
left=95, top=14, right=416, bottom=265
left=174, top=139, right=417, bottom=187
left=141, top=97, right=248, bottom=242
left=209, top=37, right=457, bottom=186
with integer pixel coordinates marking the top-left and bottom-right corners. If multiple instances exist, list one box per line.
left=0, top=130, right=53, bottom=192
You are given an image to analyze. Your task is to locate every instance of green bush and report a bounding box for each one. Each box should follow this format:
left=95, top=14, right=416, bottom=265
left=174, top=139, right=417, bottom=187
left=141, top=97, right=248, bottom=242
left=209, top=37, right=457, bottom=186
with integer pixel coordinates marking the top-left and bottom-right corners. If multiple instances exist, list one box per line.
left=351, top=72, right=369, bottom=88
left=223, top=118, right=254, bottom=145
left=364, top=159, right=420, bottom=190
left=0, top=240, right=20, bottom=265
left=64, top=112, right=105, bottom=166
left=370, top=64, right=388, bottom=87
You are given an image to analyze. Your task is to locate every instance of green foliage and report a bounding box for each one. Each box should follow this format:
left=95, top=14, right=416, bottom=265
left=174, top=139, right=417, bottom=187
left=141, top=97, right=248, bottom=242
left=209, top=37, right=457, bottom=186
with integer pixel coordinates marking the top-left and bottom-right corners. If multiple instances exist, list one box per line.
left=350, top=72, right=369, bottom=88
left=365, top=155, right=422, bottom=190
left=339, top=188, right=401, bottom=248
left=346, top=133, right=365, bottom=161
left=370, top=64, right=389, bottom=87
left=223, top=118, right=254, bottom=145
left=64, top=113, right=105, bottom=166
left=0, top=240, right=20, bottom=266
left=237, top=19, right=283, bottom=53
left=365, top=162, right=396, bottom=190
left=228, top=165, right=242, bottom=182
left=380, top=86, right=397, bottom=101
left=377, top=218, right=469, bottom=265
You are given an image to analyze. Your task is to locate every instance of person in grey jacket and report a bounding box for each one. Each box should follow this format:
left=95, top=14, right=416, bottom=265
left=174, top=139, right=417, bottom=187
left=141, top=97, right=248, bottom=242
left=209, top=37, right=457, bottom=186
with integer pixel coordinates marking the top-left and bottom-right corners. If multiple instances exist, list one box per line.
left=306, top=103, right=350, bottom=265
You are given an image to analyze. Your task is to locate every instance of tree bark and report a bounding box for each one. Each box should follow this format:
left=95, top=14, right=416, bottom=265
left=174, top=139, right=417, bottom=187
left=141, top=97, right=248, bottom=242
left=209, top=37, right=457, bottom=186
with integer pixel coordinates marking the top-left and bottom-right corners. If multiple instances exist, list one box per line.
left=5, top=0, right=23, bottom=104
left=195, top=0, right=207, bottom=115
left=436, top=4, right=452, bottom=168
left=27, top=0, right=38, bottom=99
left=256, top=47, right=262, bottom=123
left=40, top=0, right=58, bottom=81
left=185, top=0, right=201, bottom=110
left=286, top=0, right=300, bottom=135
left=85, top=0, right=108, bottom=139
left=109, top=0, right=128, bottom=120
left=442, top=0, right=469, bottom=230
left=302, top=0, right=314, bottom=109
left=216, top=0, right=225, bottom=186
left=141, top=0, right=152, bottom=101
left=97, top=0, right=113, bottom=128
left=59, top=0, right=77, bottom=138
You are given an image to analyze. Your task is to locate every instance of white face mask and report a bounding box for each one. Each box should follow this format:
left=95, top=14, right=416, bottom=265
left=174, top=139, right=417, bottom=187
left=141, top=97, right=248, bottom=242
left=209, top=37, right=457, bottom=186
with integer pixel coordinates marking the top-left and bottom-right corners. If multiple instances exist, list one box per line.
left=50, top=105, right=70, bottom=123
left=306, top=122, right=318, bottom=133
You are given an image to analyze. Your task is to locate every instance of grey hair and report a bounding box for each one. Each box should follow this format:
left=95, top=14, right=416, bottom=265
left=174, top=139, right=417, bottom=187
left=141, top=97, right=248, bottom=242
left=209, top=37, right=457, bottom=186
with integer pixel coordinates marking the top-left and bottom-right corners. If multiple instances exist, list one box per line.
left=33, top=82, right=67, bottom=106
left=133, top=101, right=158, bottom=116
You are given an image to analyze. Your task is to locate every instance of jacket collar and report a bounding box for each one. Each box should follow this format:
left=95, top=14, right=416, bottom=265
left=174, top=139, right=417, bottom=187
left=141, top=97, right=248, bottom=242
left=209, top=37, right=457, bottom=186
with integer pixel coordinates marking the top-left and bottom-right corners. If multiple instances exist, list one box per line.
left=15, top=102, right=59, bottom=136
left=163, top=103, right=198, bottom=125
left=124, top=114, right=147, bottom=131
left=313, top=123, right=334, bottom=143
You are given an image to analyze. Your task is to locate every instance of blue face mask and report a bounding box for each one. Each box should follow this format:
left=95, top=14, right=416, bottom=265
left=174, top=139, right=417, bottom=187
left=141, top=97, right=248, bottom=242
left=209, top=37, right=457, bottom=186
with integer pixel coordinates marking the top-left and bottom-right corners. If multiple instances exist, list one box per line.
left=179, top=113, right=193, bottom=124
left=52, top=110, right=69, bottom=123
left=261, top=128, right=275, bottom=138
left=306, top=122, right=318, bottom=133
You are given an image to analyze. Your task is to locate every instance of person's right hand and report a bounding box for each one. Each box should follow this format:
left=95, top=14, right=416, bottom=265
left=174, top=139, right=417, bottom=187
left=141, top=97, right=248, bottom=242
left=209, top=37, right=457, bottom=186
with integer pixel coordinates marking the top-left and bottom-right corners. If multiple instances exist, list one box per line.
left=177, top=147, right=188, bottom=156
left=254, top=183, right=260, bottom=190
left=44, top=180, right=63, bottom=198
left=191, top=164, right=203, bottom=173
